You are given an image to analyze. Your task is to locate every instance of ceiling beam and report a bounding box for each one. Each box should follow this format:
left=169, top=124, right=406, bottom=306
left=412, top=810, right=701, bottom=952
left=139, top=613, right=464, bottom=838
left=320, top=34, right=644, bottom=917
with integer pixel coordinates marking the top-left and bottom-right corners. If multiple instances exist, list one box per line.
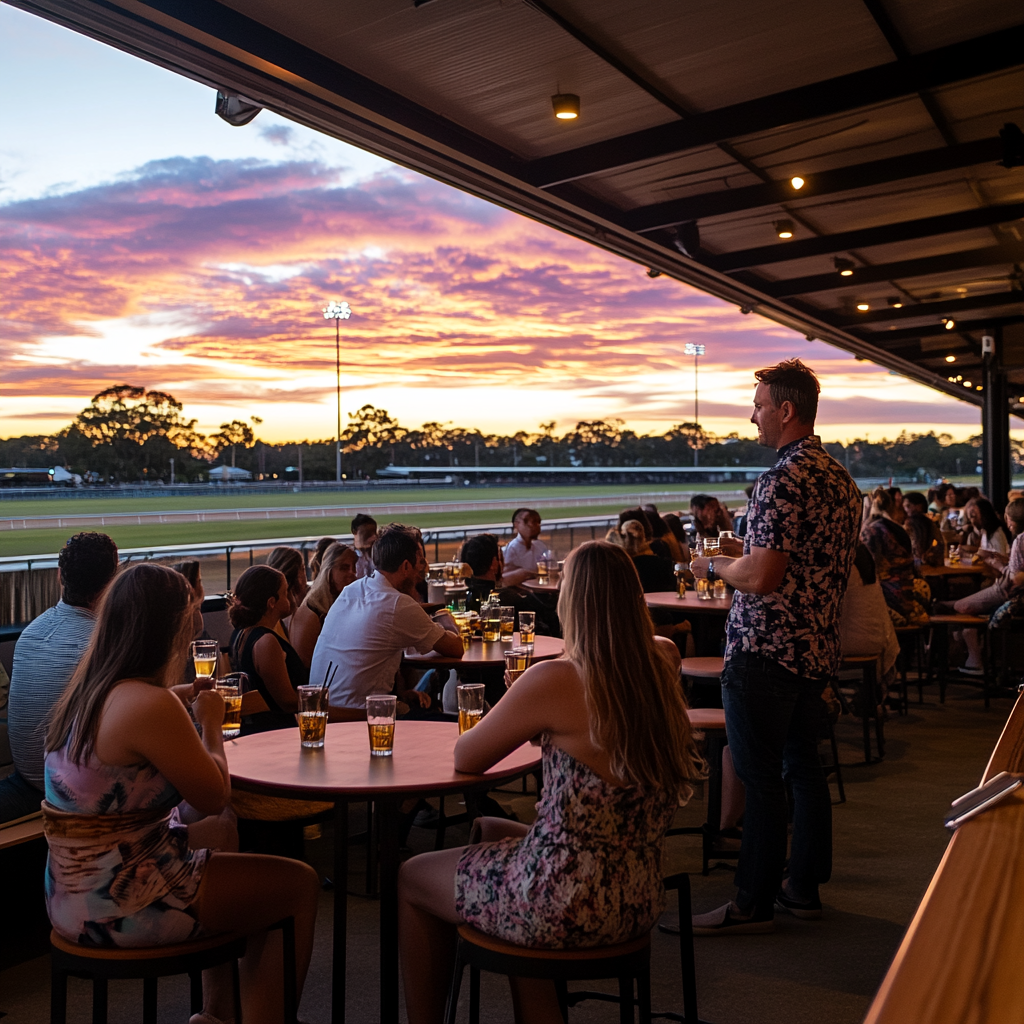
left=524, top=24, right=1024, bottom=187
left=856, top=315, right=1024, bottom=347
left=843, top=293, right=1023, bottom=328
left=757, top=243, right=1024, bottom=297
left=625, top=137, right=1004, bottom=232
left=703, top=203, right=1024, bottom=271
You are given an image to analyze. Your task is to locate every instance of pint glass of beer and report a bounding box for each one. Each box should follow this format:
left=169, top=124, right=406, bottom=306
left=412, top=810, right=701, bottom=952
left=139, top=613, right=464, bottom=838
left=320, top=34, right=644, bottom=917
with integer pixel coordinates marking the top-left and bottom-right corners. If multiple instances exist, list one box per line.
left=517, top=611, right=535, bottom=649
left=499, top=606, right=515, bottom=641
left=191, top=639, right=219, bottom=682
left=696, top=578, right=713, bottom=601
left=457, top=684, right=485, bottom=734
left=503, top=647, right=531, bottom=687
left=482, top=607, right=501, bottom=642
left=298, top=685, right=329, bottom=749
left=214, top=677, right=244, bottom=740
left=366, top=694, right=397, bottom=756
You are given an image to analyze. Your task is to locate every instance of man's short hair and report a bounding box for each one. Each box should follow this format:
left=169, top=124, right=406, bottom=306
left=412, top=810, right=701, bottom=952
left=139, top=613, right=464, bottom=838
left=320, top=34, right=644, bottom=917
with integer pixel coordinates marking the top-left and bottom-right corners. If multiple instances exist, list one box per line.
left=689, top=493, right=716, bottom=512
left=461, top=534, right=500, bottom=576
left=351, top=513, right=377, bottom=534
left=371, top=524, right=420, bottom=572
left=754, top=358, right=820, bottom=424
left=512, top=507, right=539, bottom=525
left=59, top=532, right=119, bottom=607
left=903, top=491, right=928, bottom=511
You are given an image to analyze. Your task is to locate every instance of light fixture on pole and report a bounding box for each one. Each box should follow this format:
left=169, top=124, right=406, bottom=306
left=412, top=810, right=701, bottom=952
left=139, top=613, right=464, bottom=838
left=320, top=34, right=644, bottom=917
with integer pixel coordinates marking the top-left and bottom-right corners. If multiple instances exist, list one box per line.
left=322, top=300, right=352, bottom=483
left=683, top=343, right=706, bottom=466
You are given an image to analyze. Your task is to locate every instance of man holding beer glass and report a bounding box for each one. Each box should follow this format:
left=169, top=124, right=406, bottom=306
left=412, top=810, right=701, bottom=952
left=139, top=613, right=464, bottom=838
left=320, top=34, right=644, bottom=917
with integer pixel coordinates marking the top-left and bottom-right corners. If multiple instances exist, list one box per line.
left=690, top=360, right=860, bottom=933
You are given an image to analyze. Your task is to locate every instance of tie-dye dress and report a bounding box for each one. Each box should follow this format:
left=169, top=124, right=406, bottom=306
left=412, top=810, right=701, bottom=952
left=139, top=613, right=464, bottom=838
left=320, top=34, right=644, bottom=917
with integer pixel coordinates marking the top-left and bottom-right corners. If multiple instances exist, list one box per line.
left=43, top=741, right=210, bottom=947
left=455, top=741, right=678, bottom=948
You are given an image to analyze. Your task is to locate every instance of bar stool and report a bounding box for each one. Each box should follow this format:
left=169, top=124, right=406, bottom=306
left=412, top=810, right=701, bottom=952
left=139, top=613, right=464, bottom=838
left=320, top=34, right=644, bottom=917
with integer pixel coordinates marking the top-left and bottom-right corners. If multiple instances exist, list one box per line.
left=893, top=625, right=926, bottom=706
left=444, top=874, right=705, bottom=1024
left=926, top=614, right=992, bottom=707
left=838, top=654, right=884, bottom=763
left=49, top=919, right=296, bottom=1024
left=679, top=657, right=724, bottom=708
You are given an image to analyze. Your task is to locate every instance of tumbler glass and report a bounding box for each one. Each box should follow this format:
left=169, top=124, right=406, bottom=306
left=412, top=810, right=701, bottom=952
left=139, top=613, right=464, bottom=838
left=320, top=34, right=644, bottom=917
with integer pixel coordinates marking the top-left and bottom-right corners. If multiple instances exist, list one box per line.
left=366, top=694, right=397, bottom=756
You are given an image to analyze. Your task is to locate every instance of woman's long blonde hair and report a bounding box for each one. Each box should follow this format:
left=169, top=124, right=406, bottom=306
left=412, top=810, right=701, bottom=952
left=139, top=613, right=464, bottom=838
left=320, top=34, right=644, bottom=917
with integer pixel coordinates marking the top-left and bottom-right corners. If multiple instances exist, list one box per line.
left=557, top=541, right=705, bottom=800
left=304, top=542, right=354, bottom=620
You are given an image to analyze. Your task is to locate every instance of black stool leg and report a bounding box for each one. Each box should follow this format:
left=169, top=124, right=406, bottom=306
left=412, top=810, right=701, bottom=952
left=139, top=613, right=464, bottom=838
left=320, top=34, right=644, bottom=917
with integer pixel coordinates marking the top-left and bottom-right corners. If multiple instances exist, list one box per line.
left=280, top=917, right=298, bottom=1024
left=142, top=977, right=158, bottom=1024
left=555, top=978, right=570, bottom=1023
left=92, top=977, right=109, bottom=1024
left=868, top=661, right=884, bottom=758
left=827, top=719, right=846, bottom=803
left=49, top=963, right=68, bottom=1024
left=637, top=966, right=652, bottom=1024
left=443, top=940, right=466, bottom=1024
left=665, top=873, right=700, bottom=1024
left=470, top=964, right=481, bottom=1024
left=232, top=957, right=243, bottom=1024
left=435, top=795, right=447, bottom=851
left=618, top=976, right=633, bottom=1023
left=189, top=970, right=203, bottom=1014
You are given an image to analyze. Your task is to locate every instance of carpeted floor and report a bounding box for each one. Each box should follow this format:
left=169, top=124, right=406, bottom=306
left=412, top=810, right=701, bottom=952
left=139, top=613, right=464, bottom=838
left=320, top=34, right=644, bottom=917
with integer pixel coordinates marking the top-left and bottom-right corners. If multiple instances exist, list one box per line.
left=0, top=682, right=1011, bottom=1023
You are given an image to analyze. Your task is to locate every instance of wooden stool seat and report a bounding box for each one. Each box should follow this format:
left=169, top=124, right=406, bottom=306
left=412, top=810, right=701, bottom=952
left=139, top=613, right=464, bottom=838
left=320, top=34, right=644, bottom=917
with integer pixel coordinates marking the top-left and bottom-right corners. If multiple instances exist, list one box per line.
left=927, top=614, right=989, bottom=627
left=841, top=653, right=880, bottom=666
left=456, top=924, right=650, bottom=960
left=679, top=657, right=725, bottom=679
left=686, top=708, right=726, bottom=730
left=50, top=928, right=247, bottom=961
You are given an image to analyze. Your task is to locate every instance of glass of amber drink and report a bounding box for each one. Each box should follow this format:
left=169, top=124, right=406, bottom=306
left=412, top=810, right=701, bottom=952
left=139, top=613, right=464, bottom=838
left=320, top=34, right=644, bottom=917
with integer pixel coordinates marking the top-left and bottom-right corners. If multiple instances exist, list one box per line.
left=457, top=684, right=485, bottom=734
left=297, top=685, right=328, bottom=748
left=482, top=607, right=501, bottom=642
left=214, top=676, right=244, bottom=740
left=192, top=639, right=218, bottom=682
left=517, top=611, right=535, bottom=649
left=366, top=694, right=397, bottom=756
left=503, top=647, right=531, bottom=687
left=499, top=606, right=515, bottom=641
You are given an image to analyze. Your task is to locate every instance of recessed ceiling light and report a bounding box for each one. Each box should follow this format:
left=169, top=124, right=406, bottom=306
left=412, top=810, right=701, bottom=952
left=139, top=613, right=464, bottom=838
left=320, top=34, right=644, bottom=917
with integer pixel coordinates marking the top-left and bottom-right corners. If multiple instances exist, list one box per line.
left=774, top=219, right=794, bottom=239
left=963, top=381, right=972, bottom=387
left=790, top=176, right=805, bottom=190
left=945, top=355, right=956, bottom=362
left=888, top=297, right=903, bottom=308
left=551, top=93, right=580, bottom=120
left=834, top=257, right=855, bottom=277
left=856, top=302, right=870, bottom=311
left=943, top=318, right=955, bottom=330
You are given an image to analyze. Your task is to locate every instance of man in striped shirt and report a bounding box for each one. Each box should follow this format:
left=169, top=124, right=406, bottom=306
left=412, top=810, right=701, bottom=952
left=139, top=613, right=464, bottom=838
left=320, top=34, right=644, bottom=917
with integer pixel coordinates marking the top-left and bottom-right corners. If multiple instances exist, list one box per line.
left=0, top=532, right=118, bottom=823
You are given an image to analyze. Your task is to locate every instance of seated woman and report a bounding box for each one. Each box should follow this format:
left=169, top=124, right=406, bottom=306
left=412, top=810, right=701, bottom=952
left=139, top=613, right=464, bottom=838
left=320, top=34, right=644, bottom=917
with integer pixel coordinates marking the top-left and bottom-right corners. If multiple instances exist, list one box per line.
left=229, top=565, right=309, bottom=734
left=928, top=482, right=958, bottom=516
left=398, top=541, right=705, bottom=1023
left=619, top=507, right=672, bottom=561
left=308, top=536, right=338, bottom=579
left=265, top=547, right=309, bottom=640
left=902, top=492, right=944, bottom=567
left=289, top=542, right=357, bottom=666
left=960, top=496, right=1009, bottom=560
left=42, top=562, right=319, bottom=1024
left=619, top=519, right=677, bottom=592
left=861, top=487, right=930, bottom=627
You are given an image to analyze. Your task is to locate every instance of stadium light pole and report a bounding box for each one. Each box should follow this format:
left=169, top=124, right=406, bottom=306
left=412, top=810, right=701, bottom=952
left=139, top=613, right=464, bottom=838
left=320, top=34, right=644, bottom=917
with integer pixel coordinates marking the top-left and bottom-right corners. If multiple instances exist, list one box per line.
left=683, top=343, right=706, bottom=466
left=322, top=300, right=352, bottom=483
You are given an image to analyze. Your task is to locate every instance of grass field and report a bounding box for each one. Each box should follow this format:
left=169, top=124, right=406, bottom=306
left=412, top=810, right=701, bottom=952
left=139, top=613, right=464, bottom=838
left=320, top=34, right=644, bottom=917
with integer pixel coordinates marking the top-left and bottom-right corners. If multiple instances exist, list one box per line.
left=0, top=482, right=745, bottom=518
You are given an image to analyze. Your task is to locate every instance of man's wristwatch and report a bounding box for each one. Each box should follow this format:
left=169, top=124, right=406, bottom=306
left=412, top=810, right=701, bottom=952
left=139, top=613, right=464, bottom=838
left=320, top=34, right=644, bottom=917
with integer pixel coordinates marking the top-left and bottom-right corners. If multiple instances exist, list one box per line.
left=707, top=559, right=716, bottom=582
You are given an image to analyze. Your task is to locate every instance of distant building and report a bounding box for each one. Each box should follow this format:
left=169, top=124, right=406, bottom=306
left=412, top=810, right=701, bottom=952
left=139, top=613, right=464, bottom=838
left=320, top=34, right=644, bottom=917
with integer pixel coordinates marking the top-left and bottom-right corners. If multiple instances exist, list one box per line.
left=208, top=465, right=253, bottom=483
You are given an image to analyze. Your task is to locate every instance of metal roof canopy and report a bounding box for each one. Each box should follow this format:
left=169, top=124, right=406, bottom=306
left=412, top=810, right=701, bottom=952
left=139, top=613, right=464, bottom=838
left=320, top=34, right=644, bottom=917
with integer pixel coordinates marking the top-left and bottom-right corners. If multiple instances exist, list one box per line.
left=8, top=0, right=1024, bottom=500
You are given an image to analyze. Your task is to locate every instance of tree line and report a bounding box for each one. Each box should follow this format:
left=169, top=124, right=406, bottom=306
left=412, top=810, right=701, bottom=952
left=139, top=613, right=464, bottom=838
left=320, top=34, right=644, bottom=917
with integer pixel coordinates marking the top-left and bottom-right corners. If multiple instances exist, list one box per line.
left=0, top=384, right=1008, bottom=484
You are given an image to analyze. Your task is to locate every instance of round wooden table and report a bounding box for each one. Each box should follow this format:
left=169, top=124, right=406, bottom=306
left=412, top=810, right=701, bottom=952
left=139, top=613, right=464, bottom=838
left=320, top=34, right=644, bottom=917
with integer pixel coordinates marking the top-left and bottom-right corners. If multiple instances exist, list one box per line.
left=227, top=721, right=540, bottom=1023
left=645, top=590, right=733, bottom=614
left=404, top=632, right=564, bottom=667
left=920, top=562, right=988, bottom=577
left=521, top=578, right=560, bottom=593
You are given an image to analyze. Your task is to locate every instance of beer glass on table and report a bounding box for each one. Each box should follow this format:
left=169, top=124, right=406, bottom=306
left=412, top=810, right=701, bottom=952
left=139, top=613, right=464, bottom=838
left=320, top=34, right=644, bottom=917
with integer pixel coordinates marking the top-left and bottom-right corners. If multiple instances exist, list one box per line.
left=482, top=606, right=501, bottom=642
left=191, top=639, right=218, bottom=683
left=457, top=684, right=485, bottom=734
left=499, top=606, right=515, bottom=641
left=536, top=558, right=549, bottom=581
left=452, top=611, right=473, bottom=650
left=503, top=647, right=531, bottom=687
left=713, top=579, right=727, bottom=600
left=366, top=694, right=397, bottom=757
left=214, top=672, right=246, bottom=740
left=517, top=611, right=535, bottom=649
left=696, top=578, right=713, bottom=601
left=298, top=685, right=328, bottom=749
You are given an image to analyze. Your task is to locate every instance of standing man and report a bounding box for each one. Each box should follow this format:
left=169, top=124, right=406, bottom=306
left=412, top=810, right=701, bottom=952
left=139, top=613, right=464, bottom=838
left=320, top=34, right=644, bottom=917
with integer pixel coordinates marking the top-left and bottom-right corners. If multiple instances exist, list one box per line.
left=690, top=359, right=860, bottom=933
left=351, top=513, right=378, bottom=580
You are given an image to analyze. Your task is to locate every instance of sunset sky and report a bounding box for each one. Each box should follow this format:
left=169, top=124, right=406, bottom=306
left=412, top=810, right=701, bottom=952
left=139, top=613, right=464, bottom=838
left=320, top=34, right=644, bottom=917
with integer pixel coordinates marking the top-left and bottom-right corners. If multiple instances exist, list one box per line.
left=0, top=4, right=990, bottom=446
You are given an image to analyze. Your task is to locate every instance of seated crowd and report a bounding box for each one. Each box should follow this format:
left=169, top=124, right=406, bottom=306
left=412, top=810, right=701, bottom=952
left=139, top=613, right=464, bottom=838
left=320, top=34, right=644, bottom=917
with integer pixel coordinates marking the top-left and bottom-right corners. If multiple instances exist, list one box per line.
left=3, top=476, right=1016, bottom=1021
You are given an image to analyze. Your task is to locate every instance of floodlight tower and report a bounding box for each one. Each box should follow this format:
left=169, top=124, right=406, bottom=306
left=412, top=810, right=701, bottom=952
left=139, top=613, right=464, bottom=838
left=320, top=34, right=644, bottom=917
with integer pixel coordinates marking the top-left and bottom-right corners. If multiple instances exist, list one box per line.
left=323, top=300, right=352, bottom=483
left=683, top=343, right=706, bottom=466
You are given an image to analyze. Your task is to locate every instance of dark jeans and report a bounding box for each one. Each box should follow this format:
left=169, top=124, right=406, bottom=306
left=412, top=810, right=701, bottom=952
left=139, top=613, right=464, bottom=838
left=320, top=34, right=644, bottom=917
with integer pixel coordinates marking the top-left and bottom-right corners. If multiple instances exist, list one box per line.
left=721, top=652, right=832, bottom=918
left=0, top=769, right=45, bottom=824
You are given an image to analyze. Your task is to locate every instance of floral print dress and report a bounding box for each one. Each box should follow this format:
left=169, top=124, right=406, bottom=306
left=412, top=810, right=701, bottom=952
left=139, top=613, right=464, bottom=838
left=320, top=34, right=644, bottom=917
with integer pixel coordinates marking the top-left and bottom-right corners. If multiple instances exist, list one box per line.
left=44, top=741, right=210, bottom=947
left=455, top=741, right=678, bottom=948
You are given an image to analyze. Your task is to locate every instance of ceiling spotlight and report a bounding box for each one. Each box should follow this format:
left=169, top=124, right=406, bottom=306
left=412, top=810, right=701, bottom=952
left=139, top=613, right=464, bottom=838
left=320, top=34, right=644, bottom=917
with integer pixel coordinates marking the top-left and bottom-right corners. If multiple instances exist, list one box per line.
left=646, top=268, right=662, bottom=278
left=551, top=93, right=580, bottom=120
left=790, top=176, right=805, bottom=190
left=963, top=381, right=972, bottom=387
left=834, top=257, right=855, bottom=277
left=887, top=297, right=903, bottom=308
left=976, top=385, right=983, bottom=391
left=943, top=318, right=955, bottom=330
left=856, top=302, right=870, bottom=311
left=774, top=219, right=794, bottom=239
left=945, top=354, right=956, bottom=362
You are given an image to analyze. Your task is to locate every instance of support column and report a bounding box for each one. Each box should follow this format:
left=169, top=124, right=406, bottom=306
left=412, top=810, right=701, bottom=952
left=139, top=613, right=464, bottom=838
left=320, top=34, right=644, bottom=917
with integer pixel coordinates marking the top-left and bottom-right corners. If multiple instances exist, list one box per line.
left=982, top=326, right=1010, bottom=512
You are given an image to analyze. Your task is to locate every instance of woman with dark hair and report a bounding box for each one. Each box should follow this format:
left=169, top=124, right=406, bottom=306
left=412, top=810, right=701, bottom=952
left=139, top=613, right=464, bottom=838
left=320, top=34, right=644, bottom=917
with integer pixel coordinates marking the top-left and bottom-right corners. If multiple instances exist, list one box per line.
left=265, top=547, right=308, bottom=639
left=861, top=487, right=929, bottom=626
left=885, top=487, right=905, bottom=526
left=929, top=482, right=958, bottom=515
left=961, top=496, right=1009, bottom=558
left=228, top=565, right=309, bottom=734
left=43, top=562, right=319, bottom=1024
left=398, top=541, right=705, bottom=1022
left=619, top=520, right=677, bottom=592
left=290, top=543, right=358, bottom=666
left=308, top=536, right=337, bottom=579
left=618, top=507, right=671, bottom=561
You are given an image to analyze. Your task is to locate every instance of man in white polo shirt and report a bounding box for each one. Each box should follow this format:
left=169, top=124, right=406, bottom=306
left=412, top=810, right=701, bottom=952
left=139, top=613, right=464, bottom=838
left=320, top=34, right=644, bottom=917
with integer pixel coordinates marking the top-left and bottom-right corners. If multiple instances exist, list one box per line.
left=502, top=508, right=551, bottom=587
left=313, top=523, right=464, bottom=713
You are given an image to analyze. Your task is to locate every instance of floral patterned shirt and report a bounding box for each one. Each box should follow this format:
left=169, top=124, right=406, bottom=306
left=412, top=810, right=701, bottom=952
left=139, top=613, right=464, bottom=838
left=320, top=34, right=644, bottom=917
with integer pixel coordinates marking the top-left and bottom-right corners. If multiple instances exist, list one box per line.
left=725, top=435, right=861, bottom=679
